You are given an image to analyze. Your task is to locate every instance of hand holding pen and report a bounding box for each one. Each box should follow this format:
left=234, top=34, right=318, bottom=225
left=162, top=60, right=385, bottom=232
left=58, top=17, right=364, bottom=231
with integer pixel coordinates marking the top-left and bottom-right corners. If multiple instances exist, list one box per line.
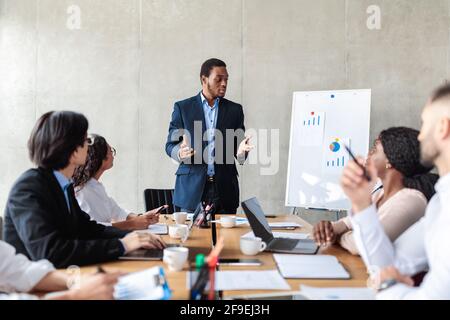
left=343, top=144, right=372, bottom=181
left=341, top=151, right=378, bottom=214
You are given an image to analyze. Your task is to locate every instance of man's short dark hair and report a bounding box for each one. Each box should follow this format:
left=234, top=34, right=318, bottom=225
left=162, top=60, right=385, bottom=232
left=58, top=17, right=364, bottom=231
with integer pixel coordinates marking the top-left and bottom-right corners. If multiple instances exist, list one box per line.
left=28, top=111, right=89, bottom=170
left=200, top=58, right=227, bottom=80
left=430, top=83, right=450, bottom=103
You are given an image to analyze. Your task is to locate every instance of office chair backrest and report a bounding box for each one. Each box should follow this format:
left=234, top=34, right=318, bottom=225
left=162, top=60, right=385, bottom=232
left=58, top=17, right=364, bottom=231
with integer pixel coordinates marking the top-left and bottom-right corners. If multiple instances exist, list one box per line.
left=144, top=189, right=176, bottom=214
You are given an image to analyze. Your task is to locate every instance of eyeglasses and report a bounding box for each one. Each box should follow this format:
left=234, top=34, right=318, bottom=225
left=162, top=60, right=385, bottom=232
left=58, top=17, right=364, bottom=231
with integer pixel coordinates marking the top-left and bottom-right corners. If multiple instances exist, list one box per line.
left=110, top=147, right=117, bottom=157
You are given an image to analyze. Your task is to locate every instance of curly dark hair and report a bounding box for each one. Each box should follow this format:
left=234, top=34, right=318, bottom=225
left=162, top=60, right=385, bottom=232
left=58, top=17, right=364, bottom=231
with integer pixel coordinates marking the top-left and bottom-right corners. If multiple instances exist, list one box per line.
left=379, top=127, right=439, bottom=200
left=72, top=134, right=108, bottom=189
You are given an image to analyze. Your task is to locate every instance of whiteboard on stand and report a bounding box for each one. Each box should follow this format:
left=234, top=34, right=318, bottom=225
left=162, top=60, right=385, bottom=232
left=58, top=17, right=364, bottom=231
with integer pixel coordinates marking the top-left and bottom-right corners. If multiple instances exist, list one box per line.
left=285, top=89, right=371, bottom=211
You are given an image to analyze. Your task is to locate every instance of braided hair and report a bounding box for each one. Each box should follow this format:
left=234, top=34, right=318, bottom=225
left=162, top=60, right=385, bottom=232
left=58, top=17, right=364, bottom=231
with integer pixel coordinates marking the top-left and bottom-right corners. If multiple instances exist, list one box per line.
left=379, top=127, right=439, bottom=200
left=72, top=134, right=108, bottom=190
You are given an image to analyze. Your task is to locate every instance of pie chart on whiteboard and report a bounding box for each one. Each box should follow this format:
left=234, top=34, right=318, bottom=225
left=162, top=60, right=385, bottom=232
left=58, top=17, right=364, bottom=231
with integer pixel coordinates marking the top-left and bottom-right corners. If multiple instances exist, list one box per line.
left=323, top=137, right=350, bottom=173
left=329, top=141, right=341, bottom=152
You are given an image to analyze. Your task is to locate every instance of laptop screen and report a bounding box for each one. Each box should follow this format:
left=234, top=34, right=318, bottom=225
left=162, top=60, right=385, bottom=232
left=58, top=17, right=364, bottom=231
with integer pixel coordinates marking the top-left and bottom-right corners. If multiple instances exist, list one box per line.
left=241, top=197, right=274, bottom=243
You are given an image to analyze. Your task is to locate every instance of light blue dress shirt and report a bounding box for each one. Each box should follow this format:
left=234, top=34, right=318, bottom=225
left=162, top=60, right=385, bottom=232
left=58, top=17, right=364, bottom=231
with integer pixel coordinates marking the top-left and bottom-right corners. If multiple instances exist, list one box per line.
left=53, top=171, right=72, bottom=210
left=53, top=170, right=127, bottom=254
left=201, top=93, right=220, bottom=176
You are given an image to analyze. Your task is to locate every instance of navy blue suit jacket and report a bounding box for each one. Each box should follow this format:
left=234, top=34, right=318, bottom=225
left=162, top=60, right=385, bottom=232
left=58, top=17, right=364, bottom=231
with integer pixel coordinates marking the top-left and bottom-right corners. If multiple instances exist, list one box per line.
left=3, top=168, right=129, bottom=268
left=165, top=93, right=246, bottom=211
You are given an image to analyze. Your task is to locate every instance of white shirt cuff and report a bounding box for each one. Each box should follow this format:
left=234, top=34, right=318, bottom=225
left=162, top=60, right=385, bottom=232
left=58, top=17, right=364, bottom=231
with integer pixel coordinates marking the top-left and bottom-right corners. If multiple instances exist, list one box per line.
left=349, top=204, right=379, bottom=229
left=16, top=260, right=55, bottom=293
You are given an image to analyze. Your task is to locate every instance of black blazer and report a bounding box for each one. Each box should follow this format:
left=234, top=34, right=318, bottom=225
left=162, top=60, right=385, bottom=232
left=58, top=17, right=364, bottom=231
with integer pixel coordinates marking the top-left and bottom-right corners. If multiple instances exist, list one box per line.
left=3, top=168, right=129, bottom=268
left=165, top=93, right=246, bottom=211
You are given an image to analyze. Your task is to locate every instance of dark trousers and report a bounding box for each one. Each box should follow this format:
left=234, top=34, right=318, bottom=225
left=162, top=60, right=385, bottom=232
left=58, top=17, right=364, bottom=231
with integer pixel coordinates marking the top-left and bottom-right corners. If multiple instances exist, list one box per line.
left=201, top=180, right=237, bottom=214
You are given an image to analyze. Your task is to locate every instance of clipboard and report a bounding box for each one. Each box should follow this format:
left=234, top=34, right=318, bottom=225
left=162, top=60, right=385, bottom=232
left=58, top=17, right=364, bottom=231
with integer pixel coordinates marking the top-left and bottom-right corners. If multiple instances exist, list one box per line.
left=114, top=266, right=171, bottom=300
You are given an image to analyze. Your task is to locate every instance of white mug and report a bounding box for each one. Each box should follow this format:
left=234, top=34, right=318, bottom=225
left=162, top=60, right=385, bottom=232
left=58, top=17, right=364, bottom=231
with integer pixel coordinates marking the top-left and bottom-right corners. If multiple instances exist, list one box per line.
left=240, top=236, right=267, bottom=256
left=220, top=216, right=236, bottom=228
left=173, top=212, right=188, bottom=224
left=169, top=224, right=189, bottom=242
left=163, top=247, right=189, bottom=272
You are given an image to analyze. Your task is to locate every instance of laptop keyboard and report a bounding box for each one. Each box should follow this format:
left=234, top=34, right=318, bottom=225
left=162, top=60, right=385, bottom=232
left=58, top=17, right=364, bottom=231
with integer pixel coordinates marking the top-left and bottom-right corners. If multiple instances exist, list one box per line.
left=269, top=238, right=299, bottom=250
left=124, top=244, right=180, bottom=259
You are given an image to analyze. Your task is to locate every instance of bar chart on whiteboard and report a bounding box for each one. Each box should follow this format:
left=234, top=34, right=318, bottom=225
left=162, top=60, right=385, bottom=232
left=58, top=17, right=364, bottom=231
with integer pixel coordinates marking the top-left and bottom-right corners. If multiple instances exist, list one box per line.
left=322, top=137, right=350, bottom=175
left=298, top=111, right=325, bottom=146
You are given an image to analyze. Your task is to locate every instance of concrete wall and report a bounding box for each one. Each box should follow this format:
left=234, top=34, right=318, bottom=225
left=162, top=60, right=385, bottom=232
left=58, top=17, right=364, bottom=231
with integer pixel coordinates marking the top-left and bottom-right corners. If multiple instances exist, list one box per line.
left=1, top=0, right=448, bottom=221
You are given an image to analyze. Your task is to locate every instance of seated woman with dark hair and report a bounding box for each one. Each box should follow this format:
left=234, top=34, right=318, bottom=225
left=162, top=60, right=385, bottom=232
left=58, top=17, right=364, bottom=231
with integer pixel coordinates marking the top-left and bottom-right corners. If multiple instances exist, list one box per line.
left=3, top=111, right=165, bottom=268
left=73, top=134, right=167, bottom=230
left=313, top=127, right=439, bottom=255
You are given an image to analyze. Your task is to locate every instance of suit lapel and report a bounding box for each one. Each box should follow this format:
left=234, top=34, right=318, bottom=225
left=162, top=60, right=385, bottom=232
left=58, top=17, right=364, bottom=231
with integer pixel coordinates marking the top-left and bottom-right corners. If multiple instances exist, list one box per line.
left=40, top=168, right=71, bottom=216
left=194, top=92, right=207, bottom=151
left=216, top=98, right=229, bottom=132
left=194, top=92, right=206, bottom=134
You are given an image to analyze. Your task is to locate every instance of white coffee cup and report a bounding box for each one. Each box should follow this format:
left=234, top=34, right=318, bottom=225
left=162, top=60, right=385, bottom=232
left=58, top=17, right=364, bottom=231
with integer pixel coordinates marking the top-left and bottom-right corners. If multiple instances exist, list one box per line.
left=220, top=216, right=236, bottom=228
left=169, top=224, right=189, bottom=242
left=173, top=212, right=188, bottom=224
left=240, top=236, right=267, bottom=256
left=163, top=247, right=189, bottom=272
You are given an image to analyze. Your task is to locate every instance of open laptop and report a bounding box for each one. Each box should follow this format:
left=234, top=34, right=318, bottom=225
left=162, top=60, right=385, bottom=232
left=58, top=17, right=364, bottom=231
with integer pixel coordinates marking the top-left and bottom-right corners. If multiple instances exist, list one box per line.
left=241, top=197, right=318, bottom=254
left=119, top=244, right=180, bottom=261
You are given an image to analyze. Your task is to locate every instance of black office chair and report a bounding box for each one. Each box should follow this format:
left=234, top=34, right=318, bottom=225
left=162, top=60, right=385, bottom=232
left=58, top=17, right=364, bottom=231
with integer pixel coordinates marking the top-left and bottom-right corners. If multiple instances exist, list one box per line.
left=143, top=189, right=177, bottom=214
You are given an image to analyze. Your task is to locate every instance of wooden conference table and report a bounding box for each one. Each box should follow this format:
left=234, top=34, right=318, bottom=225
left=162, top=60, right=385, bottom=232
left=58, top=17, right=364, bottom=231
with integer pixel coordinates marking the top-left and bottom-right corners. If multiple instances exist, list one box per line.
left=78, top=214, right=368, bottom=299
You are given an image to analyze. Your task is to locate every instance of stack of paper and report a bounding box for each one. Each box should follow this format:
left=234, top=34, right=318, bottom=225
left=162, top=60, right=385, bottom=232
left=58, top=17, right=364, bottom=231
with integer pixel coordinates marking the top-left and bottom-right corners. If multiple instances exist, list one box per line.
left=242, top=231, right=309, bottom=240
left=273, top=254, right=350, bottom=279
left=300, top=285, right=375, bottom=300
left=187, top=270, right=290, bottom=291
left=171, top=214, right=248, bottom=225
left=269, top=222, right=302, bottom=229
left=148, top=223, right=168, bottom=235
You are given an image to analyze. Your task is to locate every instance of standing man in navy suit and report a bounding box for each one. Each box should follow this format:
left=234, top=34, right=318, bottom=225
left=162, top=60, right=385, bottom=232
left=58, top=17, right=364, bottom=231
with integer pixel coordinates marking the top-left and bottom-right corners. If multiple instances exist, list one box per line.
left=165, top=58, right=253, bottom=213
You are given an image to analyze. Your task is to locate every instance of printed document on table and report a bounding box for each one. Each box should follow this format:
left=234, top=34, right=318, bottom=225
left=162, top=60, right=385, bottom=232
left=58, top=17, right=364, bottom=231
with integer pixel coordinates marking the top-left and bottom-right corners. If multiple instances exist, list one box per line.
left=187, top=270, right=290, bottom=291
left=274, top=254, right=350, bottom=279
left=242, top=231, right=309, bottom=240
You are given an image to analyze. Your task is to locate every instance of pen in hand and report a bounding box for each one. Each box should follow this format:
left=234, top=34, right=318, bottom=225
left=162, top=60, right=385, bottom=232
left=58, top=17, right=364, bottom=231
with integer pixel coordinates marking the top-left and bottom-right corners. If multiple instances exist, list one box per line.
left=343, top=144, right=372, bottom=181
left=97, top=266, right=107, bottom=274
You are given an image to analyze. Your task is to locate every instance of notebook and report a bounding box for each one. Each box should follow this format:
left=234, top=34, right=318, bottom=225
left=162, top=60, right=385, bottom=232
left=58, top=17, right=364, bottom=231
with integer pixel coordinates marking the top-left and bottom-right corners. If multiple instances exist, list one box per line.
left=273, top=254, right=350, bottom=279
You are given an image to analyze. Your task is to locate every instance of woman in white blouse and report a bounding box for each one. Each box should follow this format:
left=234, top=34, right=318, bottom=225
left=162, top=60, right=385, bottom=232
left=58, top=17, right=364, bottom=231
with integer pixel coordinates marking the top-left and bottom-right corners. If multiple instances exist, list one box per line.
left=0, top=240, right=119, bottom=299
left=73, top=134, right=167, bottom=230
